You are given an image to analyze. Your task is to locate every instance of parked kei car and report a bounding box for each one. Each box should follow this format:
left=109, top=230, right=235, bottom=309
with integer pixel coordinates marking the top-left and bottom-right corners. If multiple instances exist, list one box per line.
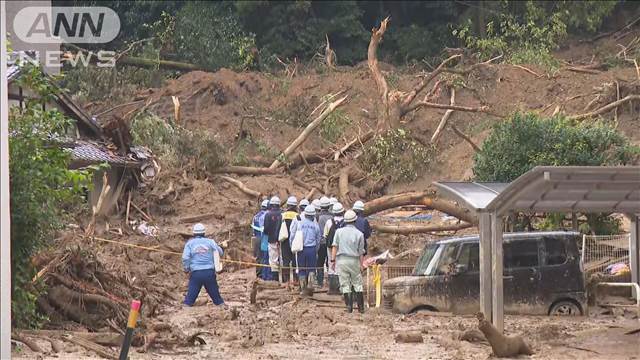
left=383, top=231, right=586, bottom=316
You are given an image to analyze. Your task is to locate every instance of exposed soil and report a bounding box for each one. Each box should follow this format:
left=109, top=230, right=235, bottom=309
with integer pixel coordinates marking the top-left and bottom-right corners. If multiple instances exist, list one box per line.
left=12, top=32, right=640, bottom=358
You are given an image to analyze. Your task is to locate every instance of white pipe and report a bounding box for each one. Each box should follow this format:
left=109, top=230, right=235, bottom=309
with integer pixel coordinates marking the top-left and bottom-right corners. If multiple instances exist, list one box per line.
left=1, top=0, right=13, bottom=358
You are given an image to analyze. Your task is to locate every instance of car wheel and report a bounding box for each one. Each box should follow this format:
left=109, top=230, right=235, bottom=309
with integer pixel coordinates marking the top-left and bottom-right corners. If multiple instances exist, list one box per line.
left=549, top=301, right=581, bottom=316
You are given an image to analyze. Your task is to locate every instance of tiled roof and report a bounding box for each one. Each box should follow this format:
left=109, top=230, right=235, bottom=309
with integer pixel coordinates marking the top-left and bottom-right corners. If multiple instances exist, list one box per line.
left=67, top=140, right=140, bottom=167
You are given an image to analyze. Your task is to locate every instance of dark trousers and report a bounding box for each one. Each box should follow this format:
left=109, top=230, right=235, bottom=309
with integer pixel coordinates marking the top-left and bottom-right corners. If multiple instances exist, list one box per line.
left=298, top=246, right=317, bottom=278
left=184, top=269, right=224, bottom=306
left=316, top=243, right=327, bottom=285
left=260, top=250, right=272, bottom=280
left=281, top=241, right=297, bottom=283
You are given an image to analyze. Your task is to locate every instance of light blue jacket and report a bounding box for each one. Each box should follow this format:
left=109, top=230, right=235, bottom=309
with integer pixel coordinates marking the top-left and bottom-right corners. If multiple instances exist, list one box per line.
left=182, top=236, right=224, bottom=272
left=290, top=216, right=321, bottom=249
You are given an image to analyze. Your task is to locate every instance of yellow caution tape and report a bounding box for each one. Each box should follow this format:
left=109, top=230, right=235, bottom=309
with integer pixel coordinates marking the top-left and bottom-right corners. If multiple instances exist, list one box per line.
left=91, top=236, right=323, bottom=270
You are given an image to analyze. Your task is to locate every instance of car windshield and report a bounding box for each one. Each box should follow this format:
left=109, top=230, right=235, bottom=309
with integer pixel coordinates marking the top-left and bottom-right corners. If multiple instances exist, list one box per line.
left=413, top=243, right=440, bottom=276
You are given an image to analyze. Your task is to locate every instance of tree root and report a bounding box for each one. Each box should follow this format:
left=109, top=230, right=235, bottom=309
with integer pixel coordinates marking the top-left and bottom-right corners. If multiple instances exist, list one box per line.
left=476, top=312, right=533, bottom=358
left=12, top=332, right=42, bottom=353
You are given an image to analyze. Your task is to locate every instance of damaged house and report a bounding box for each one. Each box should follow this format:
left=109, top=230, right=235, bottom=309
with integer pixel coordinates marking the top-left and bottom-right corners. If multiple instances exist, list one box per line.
left=7, top=60, right=156, bottom=215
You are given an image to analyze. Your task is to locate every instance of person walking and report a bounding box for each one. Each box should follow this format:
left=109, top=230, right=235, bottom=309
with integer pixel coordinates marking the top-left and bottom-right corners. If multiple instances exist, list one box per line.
left=352, top=200, right=372, bottom=255
left=252, top=199, right=269, bottom=278
left=282, top=196, right=299, bottom=284
left=182, top=223, right=225, bottom=307
left=289, top=205, right=321, bottom=295
left=330, top=210, right=366, bottom=313
left=263, top=196, right=283, bottom=281
left=315, top=197, right=333, bottom=287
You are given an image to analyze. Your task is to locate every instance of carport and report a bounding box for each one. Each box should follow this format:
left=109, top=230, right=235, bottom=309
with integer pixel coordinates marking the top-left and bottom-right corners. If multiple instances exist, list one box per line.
left=434, top=166, right=640, bottom=332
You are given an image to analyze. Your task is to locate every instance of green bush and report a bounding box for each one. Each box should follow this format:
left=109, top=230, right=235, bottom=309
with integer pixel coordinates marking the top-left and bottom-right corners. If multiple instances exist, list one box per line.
left=360, top=128, right=436, bottom=183
left=474, top=112, right=639, bottom=235
left=130, top=112, right=226, bottom=177
left=10, top=65, right=93, bottom=327
left=474, top=112, right=639, bottom=182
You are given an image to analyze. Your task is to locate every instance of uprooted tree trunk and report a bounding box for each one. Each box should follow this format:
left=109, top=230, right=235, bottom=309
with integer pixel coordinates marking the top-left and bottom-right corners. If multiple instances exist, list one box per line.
left=363, top=190, right=476, bottom=224
left=368, top=17, right=493, bottom=134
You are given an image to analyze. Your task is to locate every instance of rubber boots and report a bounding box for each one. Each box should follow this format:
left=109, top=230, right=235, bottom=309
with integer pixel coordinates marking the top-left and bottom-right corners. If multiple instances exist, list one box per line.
left=316, top=269, right=324, bottom=287
left=355, top=292, right=365, bottom=313
left=343, top=293, right=353, bottom=313
left=299, top=277, right=307, bottom=295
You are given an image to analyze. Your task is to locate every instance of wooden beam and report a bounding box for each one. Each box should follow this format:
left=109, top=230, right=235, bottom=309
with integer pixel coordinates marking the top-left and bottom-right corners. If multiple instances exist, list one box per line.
left=490, top=213, right=504, bottom=333
left=479, top=213, right=492, bottom=322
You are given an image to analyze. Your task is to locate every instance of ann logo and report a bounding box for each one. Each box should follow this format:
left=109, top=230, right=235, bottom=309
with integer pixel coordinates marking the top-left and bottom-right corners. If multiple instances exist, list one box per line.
left=14, top=7, right=120, bottom=44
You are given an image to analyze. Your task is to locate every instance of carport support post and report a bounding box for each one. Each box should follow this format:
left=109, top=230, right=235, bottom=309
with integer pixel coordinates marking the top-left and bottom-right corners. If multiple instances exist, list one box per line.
left=629, top=214, right=639, bottom=299
left=491, top=212, right=504, bottom=333
left=479, top=213, right=492, bottom=321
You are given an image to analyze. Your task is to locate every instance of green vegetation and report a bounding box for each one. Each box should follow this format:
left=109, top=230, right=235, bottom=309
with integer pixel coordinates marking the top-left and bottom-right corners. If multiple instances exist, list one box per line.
left=320, top=109, right=352, bottom=144
left=10, top=65, right=94, bottom=327
left=474, top=112, right=639, bottom=182
left=454, top=1, right=617, bottom=69
left=70, top=1, right=628, bottom=70
left=361, top=129, right=436, bottom=183
left=474, top=112, right=639, bottom=234
left=130, top=112, right=226, bottom=177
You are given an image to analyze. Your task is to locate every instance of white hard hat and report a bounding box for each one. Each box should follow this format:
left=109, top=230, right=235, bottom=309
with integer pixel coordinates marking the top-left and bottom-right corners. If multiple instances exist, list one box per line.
left=344, top=210, right=357, bottom=223
left=193, top=223, right=206, bottom=235
left=304, top=205, right=316, bottom=216
left=353, top=200, right=365, bottom=211
left=261, top=199, right=269, bottom=209
left=299, top=199, right=310, bottom=207
left=332, top=202, right=344, bottom=214
left=270, top=196, right=281, bottom=205
left=319, top=196, right=331, bottom=208
left=286, top=196, right=298, bottom=206
left=312, top=199, right=321, bottom=208
left=329, top=197, right=338, bottom=205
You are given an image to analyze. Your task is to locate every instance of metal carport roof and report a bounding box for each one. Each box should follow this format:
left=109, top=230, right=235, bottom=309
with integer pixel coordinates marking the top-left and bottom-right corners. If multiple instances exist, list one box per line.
left=435, top=166, right=640, bottom=215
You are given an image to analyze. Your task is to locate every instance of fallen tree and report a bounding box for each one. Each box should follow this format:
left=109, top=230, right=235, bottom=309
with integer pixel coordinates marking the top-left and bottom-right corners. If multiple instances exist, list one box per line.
left=213, top=165, right=277, bottom=176
left=363, top=191, right=476, bottom=224
left=219, top=175, right=261, bottom=198
left=372, top=221, right=472, bottom=235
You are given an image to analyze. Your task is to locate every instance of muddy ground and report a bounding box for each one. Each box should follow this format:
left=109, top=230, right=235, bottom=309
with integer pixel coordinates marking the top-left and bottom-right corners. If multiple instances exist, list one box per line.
left=13, top=268, right=640, bottom=359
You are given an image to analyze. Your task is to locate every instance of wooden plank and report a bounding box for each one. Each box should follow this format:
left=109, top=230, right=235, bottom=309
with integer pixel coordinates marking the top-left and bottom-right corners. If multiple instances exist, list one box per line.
left=490, top=213, right=504, bottom=333
left=479, top=213, right=492, bottom=322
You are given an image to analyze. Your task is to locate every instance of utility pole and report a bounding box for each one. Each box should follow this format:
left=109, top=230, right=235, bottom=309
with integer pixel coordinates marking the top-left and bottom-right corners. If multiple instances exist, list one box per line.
left=0, top=0, right=13, bottom=358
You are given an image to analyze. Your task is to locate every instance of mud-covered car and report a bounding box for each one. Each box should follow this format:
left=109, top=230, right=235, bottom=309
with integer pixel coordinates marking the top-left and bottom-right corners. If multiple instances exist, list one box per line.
left=383, top=231, right=586, bottom=316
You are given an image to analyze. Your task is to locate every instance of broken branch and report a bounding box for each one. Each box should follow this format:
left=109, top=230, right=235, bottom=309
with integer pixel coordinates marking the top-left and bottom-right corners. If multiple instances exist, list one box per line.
left=451, top=125, right=481, bottom=152
left=403, top=101, right=488, bottom=116
left=568, top=95, right=640, bottom=121
left=219, top=176, right=261, bottom=198
left=270, top=95, right=348, bottom=169
left=213, top=165, right=277, bottom=176
left=430, top=87, right=456, bottom=144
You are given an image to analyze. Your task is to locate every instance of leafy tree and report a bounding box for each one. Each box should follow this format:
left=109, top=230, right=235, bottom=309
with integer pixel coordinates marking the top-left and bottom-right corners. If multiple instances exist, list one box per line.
left=10, top=65, right=94, bottom=327
left=235, top=1, right=368, bottom=65
left=473, top=112, right=639, bottom=234
left=174, top=2, right=257, bottom=70
left=454, top=1, right=618, bottom=67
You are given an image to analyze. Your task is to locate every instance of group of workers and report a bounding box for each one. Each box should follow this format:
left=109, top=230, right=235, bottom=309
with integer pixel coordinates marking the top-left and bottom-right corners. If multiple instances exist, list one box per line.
left=180, top=195, right=372, bottom=314
left=252, top=195, right=372, bottom=313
